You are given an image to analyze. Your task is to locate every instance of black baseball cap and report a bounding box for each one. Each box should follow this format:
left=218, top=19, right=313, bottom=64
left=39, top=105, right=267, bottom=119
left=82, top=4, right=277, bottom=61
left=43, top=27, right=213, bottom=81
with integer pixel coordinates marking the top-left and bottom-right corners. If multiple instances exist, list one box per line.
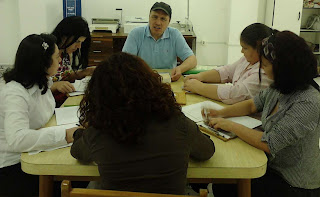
left=150, top=2, right=172, bottom=19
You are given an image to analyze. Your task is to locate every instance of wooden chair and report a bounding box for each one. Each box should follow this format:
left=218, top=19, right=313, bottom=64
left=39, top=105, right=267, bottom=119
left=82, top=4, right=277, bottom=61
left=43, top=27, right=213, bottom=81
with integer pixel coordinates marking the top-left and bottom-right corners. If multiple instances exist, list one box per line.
left=61, top=180, right=208, bottom=197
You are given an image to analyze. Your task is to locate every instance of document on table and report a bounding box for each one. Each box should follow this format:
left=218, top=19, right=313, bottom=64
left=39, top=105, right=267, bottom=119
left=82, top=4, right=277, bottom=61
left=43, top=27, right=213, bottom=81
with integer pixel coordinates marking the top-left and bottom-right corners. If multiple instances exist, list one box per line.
left=159, top=72, right=171, bottom=83
left=69, top=76, right=91, bottom=96
left=182, top=101, right=262, bottom=129
left=182, top=101, right=223, bottom=122
left=55, top=106, right=79, bottom=125
left=28, top=123, right=78, bottom=155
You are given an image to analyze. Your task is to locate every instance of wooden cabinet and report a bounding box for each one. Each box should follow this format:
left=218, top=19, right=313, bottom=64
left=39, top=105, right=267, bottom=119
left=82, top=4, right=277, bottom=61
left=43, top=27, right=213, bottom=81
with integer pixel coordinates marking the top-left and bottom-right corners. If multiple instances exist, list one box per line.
left=88, top=37, right=113, bottom=65
left=88, top=28, right=196, bottom=66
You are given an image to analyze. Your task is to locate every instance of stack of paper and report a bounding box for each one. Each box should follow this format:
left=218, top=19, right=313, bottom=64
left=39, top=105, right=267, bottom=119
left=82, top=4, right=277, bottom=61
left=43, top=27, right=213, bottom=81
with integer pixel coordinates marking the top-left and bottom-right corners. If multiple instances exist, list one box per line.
left=55, top=106, right=79, bottom=125
left=69, top=76, right=91, bottom=96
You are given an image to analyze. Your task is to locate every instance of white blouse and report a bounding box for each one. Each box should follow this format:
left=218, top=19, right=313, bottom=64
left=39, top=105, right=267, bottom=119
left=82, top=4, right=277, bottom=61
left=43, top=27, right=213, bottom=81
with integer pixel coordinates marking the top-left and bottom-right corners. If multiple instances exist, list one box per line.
left=0, top=79, right=67, bottom=168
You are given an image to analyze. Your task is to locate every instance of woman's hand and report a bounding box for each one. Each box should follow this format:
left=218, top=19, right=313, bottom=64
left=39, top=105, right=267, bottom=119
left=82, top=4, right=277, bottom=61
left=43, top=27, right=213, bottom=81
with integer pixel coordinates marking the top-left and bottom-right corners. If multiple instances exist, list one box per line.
left=65, top=127, right=80, bottom=143
left=52, top=81, right=75, bottom=93
left=201, top=108, right=223, bottom=123
left=208, top=118, right=236, bottom=132
left=84, top=66, right=96, bottom=76
left=184, top=73, right=202, bottom=82
left=183, top=79, right=203, bottom=93
left=75, top=67, right=96, bottom=79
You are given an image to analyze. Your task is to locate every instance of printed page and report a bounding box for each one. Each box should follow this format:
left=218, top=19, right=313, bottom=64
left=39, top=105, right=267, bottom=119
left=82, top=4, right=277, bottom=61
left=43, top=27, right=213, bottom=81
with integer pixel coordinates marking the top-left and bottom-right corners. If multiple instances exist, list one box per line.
left=182, top=101, right=262, bottom=128
left=55, top=106, right=79, bottom=125
left=182, top=101, right=224, bottom=122
left=28, top=123, right=78, bottom=155
left=70, top=76, right=91, bottom=96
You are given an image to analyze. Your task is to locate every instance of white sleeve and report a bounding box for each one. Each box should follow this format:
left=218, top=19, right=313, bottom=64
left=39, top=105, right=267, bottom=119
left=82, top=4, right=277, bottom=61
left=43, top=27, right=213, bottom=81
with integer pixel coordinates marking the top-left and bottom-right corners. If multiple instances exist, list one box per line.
left=4, top=90, right=67, bottom=152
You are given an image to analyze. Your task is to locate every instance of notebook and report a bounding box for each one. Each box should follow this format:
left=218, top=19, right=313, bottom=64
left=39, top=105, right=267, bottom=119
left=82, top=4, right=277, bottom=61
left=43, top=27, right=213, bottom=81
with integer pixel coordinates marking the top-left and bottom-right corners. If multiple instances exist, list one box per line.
left=182, top=101, right=262, bottom=141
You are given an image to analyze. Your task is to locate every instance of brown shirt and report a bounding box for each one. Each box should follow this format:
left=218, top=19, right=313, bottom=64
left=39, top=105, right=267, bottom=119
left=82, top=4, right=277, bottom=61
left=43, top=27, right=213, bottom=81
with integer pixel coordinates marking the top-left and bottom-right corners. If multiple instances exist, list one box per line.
left=71, top=112, right=215, bottom=195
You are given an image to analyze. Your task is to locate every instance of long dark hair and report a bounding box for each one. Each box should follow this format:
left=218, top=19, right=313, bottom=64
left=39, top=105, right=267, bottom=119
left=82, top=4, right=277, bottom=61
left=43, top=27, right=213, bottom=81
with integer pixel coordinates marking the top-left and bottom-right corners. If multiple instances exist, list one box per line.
left=4, top=34, right=57, bottom=94
left=79, top=52, right=181, bottom=143
left=240, top=23, right=276, bottom=50
left=52, top=16, right=91, bottom=70
left=241, top=23, right=278, bottom=83
left=261, top=31, right=319, bottom=94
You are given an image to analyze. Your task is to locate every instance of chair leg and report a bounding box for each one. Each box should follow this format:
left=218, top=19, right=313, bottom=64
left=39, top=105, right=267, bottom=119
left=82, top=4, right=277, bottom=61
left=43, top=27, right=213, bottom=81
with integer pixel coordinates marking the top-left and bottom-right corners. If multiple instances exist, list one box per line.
left=61, top=180, right=72, bottom=197
left=200, top=189, right=208, bottom=197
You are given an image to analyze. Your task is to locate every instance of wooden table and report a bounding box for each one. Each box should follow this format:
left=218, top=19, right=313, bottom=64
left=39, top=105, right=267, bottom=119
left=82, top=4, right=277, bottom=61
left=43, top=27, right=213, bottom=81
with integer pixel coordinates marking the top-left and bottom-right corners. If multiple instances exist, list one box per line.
left=21, top=73, right=267, bottom=197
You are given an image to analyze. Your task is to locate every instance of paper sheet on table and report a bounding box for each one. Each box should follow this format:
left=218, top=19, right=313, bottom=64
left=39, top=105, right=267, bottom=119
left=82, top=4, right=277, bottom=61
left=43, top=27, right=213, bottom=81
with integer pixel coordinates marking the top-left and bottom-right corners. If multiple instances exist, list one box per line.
left=182, top=101, right=223, bottom=122
left=68, top=91, right=84, bottom=96
left=159, top=72, right=171, bottom=83
left=28, top=143, right=73, bottom=155
left=55, top=106, right=79, bottom=125
left=69, top=76, right=91, bottom=96
left=28, top=123, right=78, bottom=155
left=182, top=101, right=262, bottom=128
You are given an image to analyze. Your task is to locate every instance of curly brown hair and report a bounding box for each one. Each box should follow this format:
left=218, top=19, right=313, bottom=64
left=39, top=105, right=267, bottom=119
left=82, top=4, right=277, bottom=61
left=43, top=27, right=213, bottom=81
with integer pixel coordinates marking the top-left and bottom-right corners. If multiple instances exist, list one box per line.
left=79, top=52, right=181, bottom=143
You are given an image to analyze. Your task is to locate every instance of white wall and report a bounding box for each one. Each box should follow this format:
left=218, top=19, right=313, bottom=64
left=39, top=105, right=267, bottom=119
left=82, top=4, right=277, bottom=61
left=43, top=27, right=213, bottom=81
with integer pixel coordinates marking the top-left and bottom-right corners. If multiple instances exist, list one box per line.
left=226, top=0, right=266, bottom=64
left=189, top=0, right=229, bottom=65
left=45, top=0, right=64, bottom=33
left=0, top=0, right=20, bottom=65
left=82, top=0, right=187, bottom=26
left=18, top=0, right=47, bottom=40
left=0, top=0, right=63, bottom=65
left=0, top=0, right=268, bottom=66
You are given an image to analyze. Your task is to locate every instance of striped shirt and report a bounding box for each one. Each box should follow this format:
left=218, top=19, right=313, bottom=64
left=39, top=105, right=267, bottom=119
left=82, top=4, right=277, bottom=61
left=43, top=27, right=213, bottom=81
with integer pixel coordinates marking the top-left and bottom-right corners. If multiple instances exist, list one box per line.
left=254, top=86, right=320, bottom=189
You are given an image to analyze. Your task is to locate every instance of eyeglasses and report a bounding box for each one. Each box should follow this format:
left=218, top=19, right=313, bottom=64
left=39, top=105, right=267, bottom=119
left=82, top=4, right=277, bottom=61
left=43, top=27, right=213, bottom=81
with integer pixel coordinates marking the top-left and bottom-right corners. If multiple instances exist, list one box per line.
left=262, top=37, right=276, bottom=62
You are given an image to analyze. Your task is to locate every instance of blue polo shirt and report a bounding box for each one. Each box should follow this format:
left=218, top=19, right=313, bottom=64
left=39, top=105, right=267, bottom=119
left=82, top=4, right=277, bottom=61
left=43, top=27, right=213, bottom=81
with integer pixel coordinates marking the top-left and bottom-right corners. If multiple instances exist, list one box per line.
left=122, top=25, right=194, bottom=69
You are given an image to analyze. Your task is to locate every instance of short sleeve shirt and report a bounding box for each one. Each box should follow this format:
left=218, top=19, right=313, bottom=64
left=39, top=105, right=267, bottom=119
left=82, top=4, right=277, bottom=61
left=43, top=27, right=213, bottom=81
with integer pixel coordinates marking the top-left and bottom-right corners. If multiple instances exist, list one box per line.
left=122, top=25, right=194, bottom=69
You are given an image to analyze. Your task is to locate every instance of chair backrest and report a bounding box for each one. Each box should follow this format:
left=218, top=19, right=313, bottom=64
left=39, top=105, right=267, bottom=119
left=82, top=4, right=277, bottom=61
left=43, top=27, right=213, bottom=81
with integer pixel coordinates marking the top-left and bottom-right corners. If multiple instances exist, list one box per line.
left=61, top=180, right=208, bottom=197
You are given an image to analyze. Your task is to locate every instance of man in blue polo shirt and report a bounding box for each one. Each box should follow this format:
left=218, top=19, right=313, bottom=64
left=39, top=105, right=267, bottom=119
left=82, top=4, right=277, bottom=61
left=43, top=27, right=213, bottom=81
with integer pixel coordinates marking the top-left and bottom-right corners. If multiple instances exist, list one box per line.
left=122, top=2, right=197, bottom=81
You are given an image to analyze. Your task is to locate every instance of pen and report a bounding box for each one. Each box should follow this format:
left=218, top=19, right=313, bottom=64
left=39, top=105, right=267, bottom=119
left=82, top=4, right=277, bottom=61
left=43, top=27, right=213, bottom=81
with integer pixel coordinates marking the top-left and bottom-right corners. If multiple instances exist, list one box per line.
left=64, top=105, right=78, bottom=107
left=204, top=108, right=208, bottom=122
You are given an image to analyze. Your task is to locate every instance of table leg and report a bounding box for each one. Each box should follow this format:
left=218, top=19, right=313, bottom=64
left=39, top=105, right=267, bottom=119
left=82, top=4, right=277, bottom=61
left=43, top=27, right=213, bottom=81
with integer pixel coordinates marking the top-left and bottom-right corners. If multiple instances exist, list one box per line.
left=39, top=175, right=54, bottom=197
left=237, top=179, right=251, bottom=197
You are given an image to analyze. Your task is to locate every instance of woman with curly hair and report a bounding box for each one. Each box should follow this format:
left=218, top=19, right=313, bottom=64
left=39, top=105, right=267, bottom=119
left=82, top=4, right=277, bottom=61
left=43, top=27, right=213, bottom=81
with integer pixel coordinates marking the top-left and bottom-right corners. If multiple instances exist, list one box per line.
left=205, top=31, right=320, bottom=197
left=70, top=52, right=215, bottom=195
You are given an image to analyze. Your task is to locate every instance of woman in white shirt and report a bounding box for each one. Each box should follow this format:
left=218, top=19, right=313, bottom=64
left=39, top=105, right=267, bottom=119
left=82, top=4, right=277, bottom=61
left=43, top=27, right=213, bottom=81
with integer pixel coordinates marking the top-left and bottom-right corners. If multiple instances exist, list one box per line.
left=0, top=34, right=78, bottom=197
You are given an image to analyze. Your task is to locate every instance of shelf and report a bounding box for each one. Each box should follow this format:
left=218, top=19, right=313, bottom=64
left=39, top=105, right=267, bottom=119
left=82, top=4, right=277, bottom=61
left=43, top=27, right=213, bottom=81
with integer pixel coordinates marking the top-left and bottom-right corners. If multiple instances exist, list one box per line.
left=314, top=52, right=320, bottom=55
left=300, top=28, right=320, bottom=32
left=303, top=7, right=320, bottom=9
